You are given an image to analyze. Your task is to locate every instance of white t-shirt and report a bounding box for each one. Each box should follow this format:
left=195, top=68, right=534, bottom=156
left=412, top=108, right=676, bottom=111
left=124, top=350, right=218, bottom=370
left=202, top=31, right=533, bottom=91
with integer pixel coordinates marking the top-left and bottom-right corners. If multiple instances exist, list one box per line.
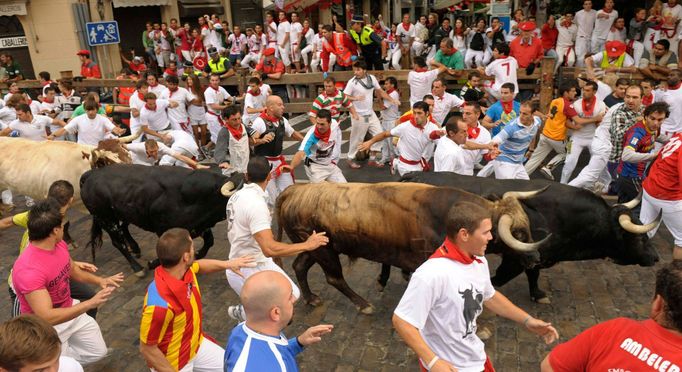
left=655, top=86, right=682, bottom=133
left=204, top=86, right=231, bottom=116
left=396, top=23, right=415, bottom=46
left=243, top=89, right=267, bottom=124
left=434, top=137, right=468, bottom=174
left=167, top=87, right=193, bottom=125
left=593, top=9, right=618, bottom=40
left=394, top=256, right=496, bottom=372
left=595, top=80, right=613, bottom=102
left=575, top=9, right=597, bottom=38
left=290, top=22, right=303, bottom=46
left=572, top=98, right=607, bottom=141
left=461, top=123, right=491, bottom=175
left=432, top=92, right=464, bottom=125
left=167, top=129, right=199, bottom=156
left=594, top=102, right=624, bottom=143
left=265, top=22, right=277, bottom=45
left=662, top=3, right=682, bottom=27
left=149, top=84, right=170, bottom=100
left=128, top=92, right=146, bottom=132
left=556, top=22, right=578, bottom=47
left=381, top=90, right=401, bottom=122
left=8, top=115, right=52, bottom=141
left=390, top=121, right=440, bottom=161
left=247, top=34, right=263, bottom=54
left=407, top=69, right=440, bottom=105
left=251, top=115, right=295, bottom=137
left=298, top=119, right=342, bottom=165
left=0, top=106, right=16, bottom=129
left=201, top=25, right=213, bottom=49
left=226, top=183, right=271, bottom=264
left=606, top=28, right=627, bottom=42
left=127, top=142, right=174, bottom=166
left=39, top=100, right=56, bottom=114
left=590, top=51, right=634, bottom=67
left=228, top=33, right=247, bottom=55
left=485, top=56, right=519, bottom=93
left=140, top=99, right=171, bottom=132
left=343, top=74, right=381, bottom=116
left=63, top=114, right=115, bottom=146
left=277, top=21, right=291, bottom=45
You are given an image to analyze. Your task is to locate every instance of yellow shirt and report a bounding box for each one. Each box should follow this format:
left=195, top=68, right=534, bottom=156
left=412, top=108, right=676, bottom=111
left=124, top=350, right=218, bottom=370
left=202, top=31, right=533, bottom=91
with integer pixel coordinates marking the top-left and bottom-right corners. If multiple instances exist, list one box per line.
left=543, top=97, right=578, bottom=141
left=8, top=211, right=30, bottom=287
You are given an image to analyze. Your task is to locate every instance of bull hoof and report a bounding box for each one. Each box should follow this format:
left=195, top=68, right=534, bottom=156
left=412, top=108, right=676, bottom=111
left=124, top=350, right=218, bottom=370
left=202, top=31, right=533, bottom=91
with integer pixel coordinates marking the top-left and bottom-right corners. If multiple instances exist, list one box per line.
left=534, top=296, right=551, bottom=304
left=134, top=269, right=146, bottom=278
left=306, top=295, right=323, bottom=307
left=359, top=304, right=375, bottom=315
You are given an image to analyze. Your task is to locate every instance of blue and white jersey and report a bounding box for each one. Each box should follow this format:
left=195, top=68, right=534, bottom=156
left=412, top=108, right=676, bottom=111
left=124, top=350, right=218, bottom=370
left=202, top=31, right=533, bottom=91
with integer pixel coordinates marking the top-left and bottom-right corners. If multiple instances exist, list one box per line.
left=298, top=119, right=342, bottom=166
left=225, top=323, right=303, bottom=372
left=493, top=116, right=541, bottom=164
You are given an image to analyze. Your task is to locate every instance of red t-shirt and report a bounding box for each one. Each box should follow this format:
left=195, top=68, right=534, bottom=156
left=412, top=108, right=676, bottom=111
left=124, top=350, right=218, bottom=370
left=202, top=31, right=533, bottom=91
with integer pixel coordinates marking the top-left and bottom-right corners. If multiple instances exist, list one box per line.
left=541, top=24, right=558, bottom=51
left=255, top=58, right=285, bottom=74
left=81, top=61, right=101, bottom=78
left=643, top=133, right=682, bottom=200
left=510, top=37, right=544, bottom=68
left=176, top=28, right=191, bottom=51
left=549, top=318, right=682, bottom=372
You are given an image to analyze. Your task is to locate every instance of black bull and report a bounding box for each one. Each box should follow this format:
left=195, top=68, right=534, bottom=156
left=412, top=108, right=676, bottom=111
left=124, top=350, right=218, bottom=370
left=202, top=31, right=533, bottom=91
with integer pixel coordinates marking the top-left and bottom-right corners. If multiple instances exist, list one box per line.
left=80, top=164, right=242, bottom=276
left=392, top=172, right=660, bottom=303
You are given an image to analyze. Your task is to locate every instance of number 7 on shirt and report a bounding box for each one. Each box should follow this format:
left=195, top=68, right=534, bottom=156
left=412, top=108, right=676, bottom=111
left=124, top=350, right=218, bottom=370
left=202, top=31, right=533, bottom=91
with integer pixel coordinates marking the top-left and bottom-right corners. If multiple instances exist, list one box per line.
left=501, top=62, right=510, bottom=76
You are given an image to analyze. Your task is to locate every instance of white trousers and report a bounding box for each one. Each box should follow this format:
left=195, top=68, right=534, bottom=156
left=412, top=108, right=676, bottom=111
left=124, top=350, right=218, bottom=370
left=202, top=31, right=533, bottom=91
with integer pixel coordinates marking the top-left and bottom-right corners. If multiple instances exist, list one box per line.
left=304, top=162, right=347, bottom=183
left=464, top=50, right=486, bottom=68
left=381, top=119, right=397, bottom=161
left=575, top=36, right=591, bottom=67
left=477, top=162, right=494, bottom=178
left=301, top=45, right=314, bottom=66
left=384, top=48, right=402, bottom=70
left=310, top=52, right=335, bottom=72
left=394, top=159, right=423, bottom=176
left=206, top=115, right=221, bottom=144
left=151, top=339, right=224, bottom=372
left=348, top=112, right=383, bottom=160
left=240, top=53, right=261, bottom=69
left=493, top=160, right=529, bottom=180
left=278, top=44, right=291, bottom=66
left=560, top=136, right=592, bottom=184
left=629, top=40, right=645, bottom=67
left=54, top=311, right=108, bottom=365
left=412, top=41, right=426, bottom=56
left=524, top=134, right=566, bottom=176
left=568, top=138, right=611, bottom=189
left=226, top=257, right=301, bottom=299
left=641, top=190, right=682, bottom=246
left=591, top=36, right=606, bottom=55
left=555, top=45, right=576, bottom=71
left=265, top=157, right=294, bottom=208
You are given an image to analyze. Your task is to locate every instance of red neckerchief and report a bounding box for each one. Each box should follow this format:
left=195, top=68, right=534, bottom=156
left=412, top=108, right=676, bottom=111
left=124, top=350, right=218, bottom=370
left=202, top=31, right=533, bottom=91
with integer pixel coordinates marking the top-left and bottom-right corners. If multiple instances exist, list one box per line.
left=643, top=93, right=654, bottom=106
left=41, top=80, right=52, bottom=87
left=415, top=67, right=428, bottom=73
left=410, top=117, right=425, bottom=131
left=435, top=93, right=445, bottom=101
left=153, top=266, right=200, bottom=319
left=144, top=103, right=156, bottom=111
left=582, top=96, right=596, bottom=116
left=501, top=100, right=513, bottom=114
left=498, top=54, right=509, bottom=59
left=402, top=22, right=412, bottom=31
left=43, top=98, right=54, bottom=103
left=467, top=125, right=481, bottom=139
left=247, top=88, right=260, bottom=96
left=454, top=26, right=464, bottom=36
left=429, top=237, right=482, bottom=264
left=561, top=20, right=572, bottom=27
left=386, top=88, right=397, bottom=95
left=210, top=85, right=221, bottom=93
left=302, top=26, right=310, bottom=36
left=602, top=7, right=613, bottom=14
left=670, top=82, right=682, bottom=90
left=149, top=82, right=158, bottom=88
left=63, top=90, right=73, bottom=98
left=169, top=87, right=178, bottom=96
left=226, top=123, right=244, bottom=140
left=137, top=92, right=145, bottom=100
left=314, top=126, right=331, bottom=142
left=260, top=111, right=279, bottom=123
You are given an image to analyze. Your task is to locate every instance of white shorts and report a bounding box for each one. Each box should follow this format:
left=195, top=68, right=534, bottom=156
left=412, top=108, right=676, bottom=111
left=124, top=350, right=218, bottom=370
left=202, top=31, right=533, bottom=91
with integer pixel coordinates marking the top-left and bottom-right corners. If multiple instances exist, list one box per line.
left=304, top=162, right=347, bottom=183
left=226, top=257, right=301, bottom=299
left=641, top=190, right=682, bottom=246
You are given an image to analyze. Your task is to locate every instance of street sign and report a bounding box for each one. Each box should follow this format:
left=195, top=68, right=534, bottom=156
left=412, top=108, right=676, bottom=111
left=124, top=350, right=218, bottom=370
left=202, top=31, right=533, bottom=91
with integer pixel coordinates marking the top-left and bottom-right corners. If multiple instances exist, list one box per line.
left=85, top=21, right=120, bottom=46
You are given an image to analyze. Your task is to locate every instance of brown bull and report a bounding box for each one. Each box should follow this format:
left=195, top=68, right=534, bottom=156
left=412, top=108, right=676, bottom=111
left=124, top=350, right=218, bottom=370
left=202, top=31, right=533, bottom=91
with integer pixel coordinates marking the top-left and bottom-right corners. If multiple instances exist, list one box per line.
left=276, top=182, right=548, bottom=314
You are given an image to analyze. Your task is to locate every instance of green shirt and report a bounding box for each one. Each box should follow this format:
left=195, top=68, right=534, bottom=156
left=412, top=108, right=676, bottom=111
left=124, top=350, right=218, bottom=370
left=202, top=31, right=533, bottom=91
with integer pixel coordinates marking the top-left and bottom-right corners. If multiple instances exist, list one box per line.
left=434, top=50, right=464, bottom=70
left=2, top=61, right=22, bottom=80
left=71, top=104, right=107, bottom=118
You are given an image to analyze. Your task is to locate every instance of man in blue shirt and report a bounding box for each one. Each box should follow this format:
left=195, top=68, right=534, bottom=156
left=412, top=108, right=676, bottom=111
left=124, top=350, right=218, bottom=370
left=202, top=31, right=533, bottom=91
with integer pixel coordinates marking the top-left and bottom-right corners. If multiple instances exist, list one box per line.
left=224, top=270, right=333, bottom=371
left=482, top=82, right=521, bottom=137
left=477, top=101, right=542, bottom=179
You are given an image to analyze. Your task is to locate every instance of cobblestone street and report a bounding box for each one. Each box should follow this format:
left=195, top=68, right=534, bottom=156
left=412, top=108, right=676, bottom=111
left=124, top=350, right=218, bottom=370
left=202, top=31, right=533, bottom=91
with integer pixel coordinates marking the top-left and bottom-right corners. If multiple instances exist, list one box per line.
left=0, top=202, right=675, bottom=371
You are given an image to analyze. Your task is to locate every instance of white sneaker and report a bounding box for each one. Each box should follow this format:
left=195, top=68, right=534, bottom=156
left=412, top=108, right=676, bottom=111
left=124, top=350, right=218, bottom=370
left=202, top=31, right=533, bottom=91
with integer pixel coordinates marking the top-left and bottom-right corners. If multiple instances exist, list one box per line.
left=539, top=166, right=555, bottom=181
left=228, top=304, right=245, bottom=322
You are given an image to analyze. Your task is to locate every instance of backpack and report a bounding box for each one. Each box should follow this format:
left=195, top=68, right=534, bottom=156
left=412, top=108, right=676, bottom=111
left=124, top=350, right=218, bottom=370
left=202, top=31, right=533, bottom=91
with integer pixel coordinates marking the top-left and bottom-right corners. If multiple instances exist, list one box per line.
left=470, top=32, right=484, bottom=51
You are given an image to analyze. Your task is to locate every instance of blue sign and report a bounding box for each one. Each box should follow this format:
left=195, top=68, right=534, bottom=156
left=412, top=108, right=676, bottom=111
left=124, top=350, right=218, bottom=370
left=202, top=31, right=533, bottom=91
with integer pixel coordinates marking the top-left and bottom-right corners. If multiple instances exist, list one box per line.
left=86, top=21, right=120, bottom=46
left=497, top=16, right=511, bottom=35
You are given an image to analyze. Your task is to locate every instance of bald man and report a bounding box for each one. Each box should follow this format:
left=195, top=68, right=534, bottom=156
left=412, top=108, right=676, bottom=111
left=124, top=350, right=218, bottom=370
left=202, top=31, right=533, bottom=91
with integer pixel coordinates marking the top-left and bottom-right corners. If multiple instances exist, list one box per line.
left=224, top=271, right=333, bottom=371
left=250, top=95, right=305, bottom=206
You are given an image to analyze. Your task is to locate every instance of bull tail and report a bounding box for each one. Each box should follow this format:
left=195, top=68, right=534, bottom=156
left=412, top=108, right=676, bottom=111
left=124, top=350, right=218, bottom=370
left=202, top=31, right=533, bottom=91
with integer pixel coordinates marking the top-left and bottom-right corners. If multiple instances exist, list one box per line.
left=87, top=217, right=104, bottom=264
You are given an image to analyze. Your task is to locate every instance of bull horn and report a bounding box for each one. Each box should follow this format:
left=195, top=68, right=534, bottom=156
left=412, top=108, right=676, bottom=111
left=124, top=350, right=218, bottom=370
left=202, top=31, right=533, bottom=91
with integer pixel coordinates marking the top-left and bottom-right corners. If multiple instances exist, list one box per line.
left=118, top=130, right=143, bottom=143
left=502, top=186, right=549, bottom=200
left=618, top=212, right=661, bottom=234
left=221, top=181, right=236, bottom=197
left=615, top=190, right=642, bottom=210
left=497, top=214, right=551, bottom=252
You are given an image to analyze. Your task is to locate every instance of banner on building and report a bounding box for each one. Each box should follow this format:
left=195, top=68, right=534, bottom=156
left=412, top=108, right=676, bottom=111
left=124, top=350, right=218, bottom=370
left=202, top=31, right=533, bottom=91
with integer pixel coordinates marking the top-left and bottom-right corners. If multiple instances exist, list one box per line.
left=0, top=1, right=27, bottom=16
left=0, top=36, right=28, bottom=49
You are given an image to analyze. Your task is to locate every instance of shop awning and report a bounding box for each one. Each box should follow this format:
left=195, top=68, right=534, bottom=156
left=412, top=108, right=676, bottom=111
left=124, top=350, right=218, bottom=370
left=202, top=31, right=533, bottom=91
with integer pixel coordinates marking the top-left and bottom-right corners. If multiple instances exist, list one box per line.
left=112, top=0, right=169, bottom=8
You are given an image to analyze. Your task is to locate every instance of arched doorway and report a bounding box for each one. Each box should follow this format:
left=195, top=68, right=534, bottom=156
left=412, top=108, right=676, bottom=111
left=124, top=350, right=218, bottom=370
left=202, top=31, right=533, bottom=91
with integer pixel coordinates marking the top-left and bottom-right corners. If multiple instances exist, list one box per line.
left=0, top=15, right=34, bottom=79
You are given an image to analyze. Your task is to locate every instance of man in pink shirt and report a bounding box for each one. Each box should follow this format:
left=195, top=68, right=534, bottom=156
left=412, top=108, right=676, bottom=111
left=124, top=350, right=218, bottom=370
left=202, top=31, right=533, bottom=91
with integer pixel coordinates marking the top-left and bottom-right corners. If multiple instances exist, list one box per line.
left=12, top=199, right=124, bottom=365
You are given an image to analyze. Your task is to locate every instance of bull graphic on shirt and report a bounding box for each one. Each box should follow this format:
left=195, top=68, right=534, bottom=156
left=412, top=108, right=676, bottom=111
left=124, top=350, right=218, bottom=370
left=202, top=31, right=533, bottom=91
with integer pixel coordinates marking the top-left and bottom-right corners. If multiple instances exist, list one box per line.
left=315, top=140, right=336, bottom=159
left=459, top=285, right=484, bottom=338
